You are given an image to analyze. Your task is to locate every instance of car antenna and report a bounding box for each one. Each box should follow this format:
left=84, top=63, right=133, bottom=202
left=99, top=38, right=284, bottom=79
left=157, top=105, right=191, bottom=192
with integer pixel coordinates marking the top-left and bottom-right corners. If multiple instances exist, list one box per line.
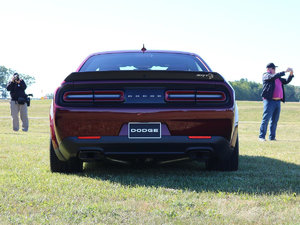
left=141, top=44, right=147, bottom=53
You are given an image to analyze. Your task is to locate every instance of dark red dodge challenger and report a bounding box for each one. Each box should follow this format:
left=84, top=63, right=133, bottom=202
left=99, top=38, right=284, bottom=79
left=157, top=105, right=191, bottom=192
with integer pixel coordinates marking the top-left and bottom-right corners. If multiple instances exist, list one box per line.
left=50, top=49, right=239, bottom=173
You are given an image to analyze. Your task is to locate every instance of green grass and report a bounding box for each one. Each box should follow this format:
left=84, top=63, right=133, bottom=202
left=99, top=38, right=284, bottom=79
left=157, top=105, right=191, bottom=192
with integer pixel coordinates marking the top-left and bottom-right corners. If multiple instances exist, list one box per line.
left=0, top=100, right=299, bottom=224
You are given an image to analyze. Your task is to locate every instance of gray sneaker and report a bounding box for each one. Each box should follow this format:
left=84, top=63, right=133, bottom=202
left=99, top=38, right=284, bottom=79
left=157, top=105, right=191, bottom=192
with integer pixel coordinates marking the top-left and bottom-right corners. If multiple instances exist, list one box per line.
left=259, top=138, right=266, bottom=142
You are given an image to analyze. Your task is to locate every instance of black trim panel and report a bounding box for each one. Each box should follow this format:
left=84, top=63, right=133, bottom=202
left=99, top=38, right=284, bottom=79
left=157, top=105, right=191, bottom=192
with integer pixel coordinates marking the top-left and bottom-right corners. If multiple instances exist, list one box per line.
left=65, top=71, right=224, bottom=82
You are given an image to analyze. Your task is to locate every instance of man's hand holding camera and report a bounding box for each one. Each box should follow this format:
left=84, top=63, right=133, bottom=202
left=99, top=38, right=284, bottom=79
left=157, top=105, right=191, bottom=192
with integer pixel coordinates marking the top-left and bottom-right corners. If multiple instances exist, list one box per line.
left=15, top=79, right=22, bottom=84
left=12, top=74, right=22, bottom=84
left=285, top=67, right=294, bottom=76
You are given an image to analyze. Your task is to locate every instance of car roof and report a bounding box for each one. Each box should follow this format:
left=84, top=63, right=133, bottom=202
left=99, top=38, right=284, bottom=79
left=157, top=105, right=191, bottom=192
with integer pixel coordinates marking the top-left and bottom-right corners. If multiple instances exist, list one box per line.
left=88, top=50, right=199, bottom=57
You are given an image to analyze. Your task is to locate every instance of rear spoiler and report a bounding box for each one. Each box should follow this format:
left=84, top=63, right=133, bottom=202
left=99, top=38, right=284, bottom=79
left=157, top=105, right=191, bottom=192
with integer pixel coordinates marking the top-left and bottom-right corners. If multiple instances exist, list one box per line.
left=64, top=71, right=225, bottom=82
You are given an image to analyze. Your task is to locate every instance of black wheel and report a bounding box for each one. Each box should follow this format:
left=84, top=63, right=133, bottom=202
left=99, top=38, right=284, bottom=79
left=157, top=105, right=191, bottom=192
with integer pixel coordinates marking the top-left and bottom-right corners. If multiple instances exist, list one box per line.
left=205, top=135, right=239, bottom=171
left=50, top=139, right=83, bottom=173
left=226, top=135, right=239, bottom=171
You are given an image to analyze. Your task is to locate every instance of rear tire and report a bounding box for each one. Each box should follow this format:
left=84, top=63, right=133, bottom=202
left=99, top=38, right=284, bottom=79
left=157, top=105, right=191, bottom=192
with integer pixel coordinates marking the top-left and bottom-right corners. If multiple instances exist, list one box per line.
left=50, top=139, right=83, bottom=173
left=205, top=135, right=239, bottom=171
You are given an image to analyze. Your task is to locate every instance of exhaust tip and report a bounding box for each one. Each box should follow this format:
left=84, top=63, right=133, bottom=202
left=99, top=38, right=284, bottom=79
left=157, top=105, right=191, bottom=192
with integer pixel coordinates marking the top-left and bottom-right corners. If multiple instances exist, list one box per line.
left=78, top=149, right=104, bottom=161
left=186, top=147, right=213, bottom=161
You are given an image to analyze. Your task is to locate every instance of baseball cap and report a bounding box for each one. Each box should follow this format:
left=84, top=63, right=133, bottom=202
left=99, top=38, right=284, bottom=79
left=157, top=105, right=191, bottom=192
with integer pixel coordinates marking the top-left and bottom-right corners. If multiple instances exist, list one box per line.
left=266, top=63, right=278, bottom=69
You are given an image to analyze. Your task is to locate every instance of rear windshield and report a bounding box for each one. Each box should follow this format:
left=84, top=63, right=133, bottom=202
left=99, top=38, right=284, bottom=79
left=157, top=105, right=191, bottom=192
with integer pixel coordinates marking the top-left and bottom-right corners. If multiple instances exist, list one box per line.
left=79, top=53, right=208, bottom=72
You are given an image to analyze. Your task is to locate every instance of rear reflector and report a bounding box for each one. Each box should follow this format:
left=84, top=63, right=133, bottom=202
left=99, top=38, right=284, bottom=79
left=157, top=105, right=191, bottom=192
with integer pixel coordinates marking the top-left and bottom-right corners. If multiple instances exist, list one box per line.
left=189, top=136, right=212, bottom=139
left=78, top=136, right=101, bottom=140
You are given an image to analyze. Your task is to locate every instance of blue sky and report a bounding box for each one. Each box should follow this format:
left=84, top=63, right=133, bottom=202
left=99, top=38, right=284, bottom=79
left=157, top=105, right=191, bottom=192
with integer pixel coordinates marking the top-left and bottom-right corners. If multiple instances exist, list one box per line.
left=0, top=0, right=299, bottom=97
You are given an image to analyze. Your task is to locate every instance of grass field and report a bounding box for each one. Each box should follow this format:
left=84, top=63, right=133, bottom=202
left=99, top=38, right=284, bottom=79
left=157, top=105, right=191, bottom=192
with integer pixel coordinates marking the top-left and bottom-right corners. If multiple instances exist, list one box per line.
left=0, top=100, right=299, bottom=224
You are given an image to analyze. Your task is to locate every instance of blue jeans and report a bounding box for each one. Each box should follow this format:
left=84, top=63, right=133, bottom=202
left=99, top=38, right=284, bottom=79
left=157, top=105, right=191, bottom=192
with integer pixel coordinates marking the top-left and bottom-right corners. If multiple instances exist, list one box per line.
left=259, top=99, right=281, bottom=140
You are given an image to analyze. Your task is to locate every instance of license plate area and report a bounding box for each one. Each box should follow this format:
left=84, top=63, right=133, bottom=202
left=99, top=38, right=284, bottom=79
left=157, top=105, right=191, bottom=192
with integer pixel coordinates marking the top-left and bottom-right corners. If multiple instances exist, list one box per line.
left=128, top=122, right=161, bottom=139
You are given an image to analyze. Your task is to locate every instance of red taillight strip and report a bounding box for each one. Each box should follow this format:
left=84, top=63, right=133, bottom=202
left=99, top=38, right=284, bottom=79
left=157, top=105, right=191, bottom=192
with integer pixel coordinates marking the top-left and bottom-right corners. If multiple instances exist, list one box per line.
left=189, top=136, right=212, bottom=139
left=77, top=136, right=101, bottom=140
left=94, top=91, right=124, bottom=102
left=63, top=90, right=125, bottom=102
left=165, top=90, right=195, bottom=101
left=63, top=91, right=93, bottom=102
left=196, top=91, right=226, bottom=101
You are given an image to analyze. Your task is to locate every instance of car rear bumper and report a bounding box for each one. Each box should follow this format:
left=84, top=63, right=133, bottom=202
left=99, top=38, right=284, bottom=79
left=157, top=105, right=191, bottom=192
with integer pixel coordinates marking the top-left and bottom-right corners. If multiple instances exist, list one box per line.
left=54, top=136, right=234, bottom=162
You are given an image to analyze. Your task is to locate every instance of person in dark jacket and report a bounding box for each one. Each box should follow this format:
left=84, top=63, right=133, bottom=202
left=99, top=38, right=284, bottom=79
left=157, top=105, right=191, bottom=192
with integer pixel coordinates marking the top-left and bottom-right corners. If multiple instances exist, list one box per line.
left=259, top=63, right=294, bottom=141
left=6, top=73, right=29, bottom=131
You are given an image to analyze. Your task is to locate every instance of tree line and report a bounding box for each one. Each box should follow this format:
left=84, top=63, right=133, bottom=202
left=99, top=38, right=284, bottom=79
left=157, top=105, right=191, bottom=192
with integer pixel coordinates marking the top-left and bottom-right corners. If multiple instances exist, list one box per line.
left=229, top=78, right=300, bottom=102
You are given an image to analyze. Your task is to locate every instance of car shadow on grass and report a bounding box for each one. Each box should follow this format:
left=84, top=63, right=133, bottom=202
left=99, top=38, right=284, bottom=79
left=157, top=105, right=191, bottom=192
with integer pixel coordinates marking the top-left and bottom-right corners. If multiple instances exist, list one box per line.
left=79, top=156, right=300, bottom=194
